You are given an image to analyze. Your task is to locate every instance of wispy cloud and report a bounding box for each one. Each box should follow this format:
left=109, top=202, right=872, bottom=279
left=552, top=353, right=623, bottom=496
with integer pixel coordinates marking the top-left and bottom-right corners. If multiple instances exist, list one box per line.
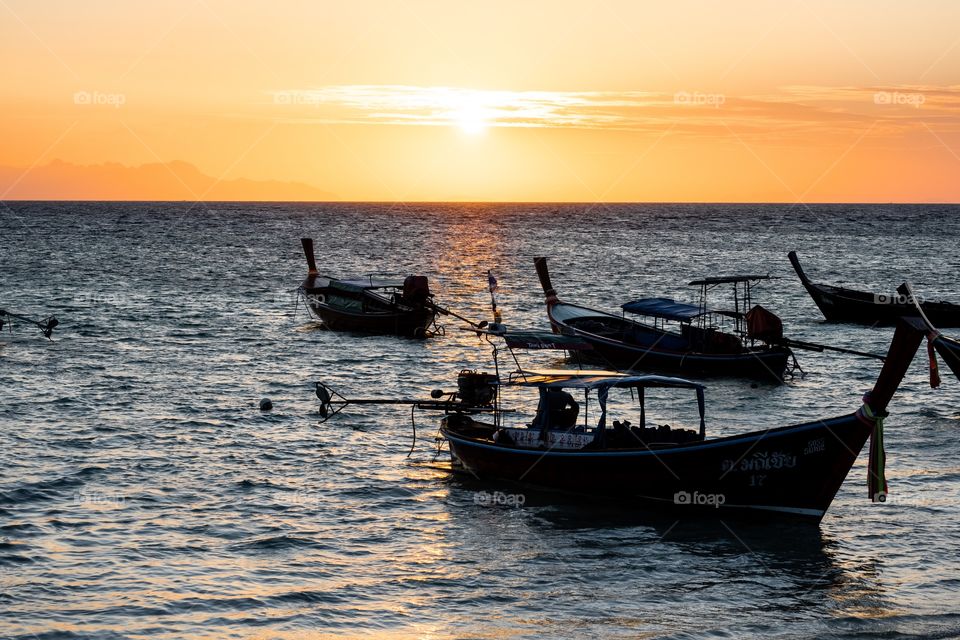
left=270, top=85, right=665, bottom=130
left=266, top=84, right=960, bottom=138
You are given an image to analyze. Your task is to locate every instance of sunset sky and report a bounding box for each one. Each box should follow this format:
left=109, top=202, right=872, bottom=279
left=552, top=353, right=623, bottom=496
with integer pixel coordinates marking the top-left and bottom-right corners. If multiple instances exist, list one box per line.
left=2, top=1, right=960, bottom=202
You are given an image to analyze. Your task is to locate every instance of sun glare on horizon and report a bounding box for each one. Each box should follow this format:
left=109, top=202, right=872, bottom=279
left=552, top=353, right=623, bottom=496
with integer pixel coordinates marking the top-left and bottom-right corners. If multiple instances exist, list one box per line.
left=3, top=1, right=960, bottom=202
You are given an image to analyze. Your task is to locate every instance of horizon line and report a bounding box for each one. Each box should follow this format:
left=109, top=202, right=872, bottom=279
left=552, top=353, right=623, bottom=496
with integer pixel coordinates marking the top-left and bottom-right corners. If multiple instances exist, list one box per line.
left=3, top=198, right=960, bottom=206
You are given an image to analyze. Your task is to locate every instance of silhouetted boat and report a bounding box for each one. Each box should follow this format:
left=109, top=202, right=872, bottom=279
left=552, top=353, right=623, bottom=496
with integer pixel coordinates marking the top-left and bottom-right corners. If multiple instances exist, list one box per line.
left=437, top=321, right=926, bottom=521
left=898, top=283, right=960, bottom=382
left=298, top=238, right=437, bottom=337
left=788, top=251, right=960, bottom=326
left=533, top=257, right=792, bottom=382
left=316, top=319, right=929, bottom=521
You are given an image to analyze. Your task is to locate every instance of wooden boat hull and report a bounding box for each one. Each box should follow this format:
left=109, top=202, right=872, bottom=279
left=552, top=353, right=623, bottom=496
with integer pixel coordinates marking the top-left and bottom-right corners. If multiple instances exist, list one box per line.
left=298, top=237, right=437, bottom=337
left=789, top=251, right=960, bottom=326
left=304, top=297, right=436, bottom=336
left=443, top=413, right=872, bottom=521
left=799, top=283, right=960, bottom=326
left=437, top=319, right=925, bottom=521
left=547, top=302, right=790, bottom=382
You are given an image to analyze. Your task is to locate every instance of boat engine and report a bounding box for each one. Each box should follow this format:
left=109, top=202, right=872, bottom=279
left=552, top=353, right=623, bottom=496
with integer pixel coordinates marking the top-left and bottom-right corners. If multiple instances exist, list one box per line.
left=457, top=370, right=498, bottom=407
left=402, top=275, right=431, bottom=305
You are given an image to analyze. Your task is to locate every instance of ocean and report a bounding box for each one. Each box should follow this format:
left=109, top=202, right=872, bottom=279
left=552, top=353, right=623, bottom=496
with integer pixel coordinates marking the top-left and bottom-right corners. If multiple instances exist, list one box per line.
left=2, top=202, right=959, bottom=639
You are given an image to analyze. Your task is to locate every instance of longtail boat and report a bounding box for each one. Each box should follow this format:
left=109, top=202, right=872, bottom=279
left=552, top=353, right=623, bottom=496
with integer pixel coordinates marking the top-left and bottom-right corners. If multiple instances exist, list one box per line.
left=298, top=238, right=437, bottom=337
left=899, top=283, right=960, bottom=382
left=317, top=321, right=930, bottom=521
left=788, top=251, right=960, bottom=326
left=533, top=257, right=793, bottom=382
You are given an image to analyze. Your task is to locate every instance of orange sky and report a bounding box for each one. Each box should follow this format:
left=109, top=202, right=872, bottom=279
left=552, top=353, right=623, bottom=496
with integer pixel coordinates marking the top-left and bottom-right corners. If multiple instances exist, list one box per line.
left=2, top=1, right=960, bottom=202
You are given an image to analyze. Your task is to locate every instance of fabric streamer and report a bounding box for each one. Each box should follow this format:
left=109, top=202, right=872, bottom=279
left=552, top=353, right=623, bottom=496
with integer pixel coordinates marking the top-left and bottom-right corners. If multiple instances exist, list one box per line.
left=928, top=332, right=942, bottom=389
left=860, top=401, right=888, bottom=502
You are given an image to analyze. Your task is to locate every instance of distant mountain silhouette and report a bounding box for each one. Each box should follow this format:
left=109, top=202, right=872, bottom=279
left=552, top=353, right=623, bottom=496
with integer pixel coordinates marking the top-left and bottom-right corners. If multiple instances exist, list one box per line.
left=0, top=159, right=337, bottom=201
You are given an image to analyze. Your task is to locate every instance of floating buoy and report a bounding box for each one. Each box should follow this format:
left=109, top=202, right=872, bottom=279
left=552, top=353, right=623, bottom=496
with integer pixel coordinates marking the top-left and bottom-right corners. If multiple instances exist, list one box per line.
left=259, top=398, right=273, bottom=411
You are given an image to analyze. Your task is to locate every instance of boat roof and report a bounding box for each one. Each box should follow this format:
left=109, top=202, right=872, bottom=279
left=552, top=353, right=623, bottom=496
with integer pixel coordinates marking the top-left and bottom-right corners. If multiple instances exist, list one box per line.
left=509, top=369, right=705, bottom=391
left=327, top=277, right=404, bottom=292
left=688, top=275, right=773, bottom=285
left=502, top=330, right=593, bottom=350
left=470, top=327, right=594, bottom=350
left=621, top=297, right=705, bottom=321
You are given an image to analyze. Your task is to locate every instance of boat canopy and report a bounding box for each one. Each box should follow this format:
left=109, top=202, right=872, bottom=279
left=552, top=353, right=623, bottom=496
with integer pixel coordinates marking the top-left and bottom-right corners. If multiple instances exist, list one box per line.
left=511, top=369, right=705, bottom=391
left=688, top=275, right=773, bottom=286
left=621, top=297, right=705, bottom=321
left=330, top=277, right=404, bottom=291
left=513, top=370, right=707, bottom=440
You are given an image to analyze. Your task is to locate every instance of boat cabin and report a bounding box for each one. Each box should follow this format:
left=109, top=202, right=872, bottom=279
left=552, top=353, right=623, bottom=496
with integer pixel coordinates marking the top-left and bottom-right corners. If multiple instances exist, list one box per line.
left=485, top=371, right=706, bottom=451
left=618, top=275, right=780, bottom=352
left=441, top=328, right=706, bottom=451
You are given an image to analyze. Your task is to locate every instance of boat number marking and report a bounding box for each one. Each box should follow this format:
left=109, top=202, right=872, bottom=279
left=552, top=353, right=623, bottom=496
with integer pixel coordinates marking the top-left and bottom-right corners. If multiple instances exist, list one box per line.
left=721, top=451, right=797, bottom=473
left=749, top=474, right=767, bottom=487
left=803, top=438, right=826, bottom=455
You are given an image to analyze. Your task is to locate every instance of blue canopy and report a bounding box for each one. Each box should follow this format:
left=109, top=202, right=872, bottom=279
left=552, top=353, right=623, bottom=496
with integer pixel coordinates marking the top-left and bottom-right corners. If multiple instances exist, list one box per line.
left=621, top=297, right=705, bottom=322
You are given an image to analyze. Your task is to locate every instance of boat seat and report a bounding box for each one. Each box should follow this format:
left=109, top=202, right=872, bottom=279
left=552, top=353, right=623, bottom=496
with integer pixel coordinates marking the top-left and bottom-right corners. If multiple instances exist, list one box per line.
left=603, top=420, right=702, bottom=448
left=573, top=318, right=622, bottom=337
left=681, top=324, right=742, bottom=353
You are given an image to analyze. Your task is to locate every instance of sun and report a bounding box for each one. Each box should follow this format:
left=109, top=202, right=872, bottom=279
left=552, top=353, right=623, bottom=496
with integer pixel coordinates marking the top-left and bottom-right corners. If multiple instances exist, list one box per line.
left=453, top=101, right=489, bottom=135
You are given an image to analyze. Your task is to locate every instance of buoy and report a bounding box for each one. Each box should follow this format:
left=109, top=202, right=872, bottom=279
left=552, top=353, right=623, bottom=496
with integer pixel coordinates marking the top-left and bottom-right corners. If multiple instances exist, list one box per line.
left=259, top=398, right=273, bottom=411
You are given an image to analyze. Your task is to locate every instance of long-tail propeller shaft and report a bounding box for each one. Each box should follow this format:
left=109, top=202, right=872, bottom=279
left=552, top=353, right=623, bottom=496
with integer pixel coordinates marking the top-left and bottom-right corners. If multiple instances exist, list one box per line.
left=314, top=381, right=504, bottom=423
left=0, top=309, right=58, bottom=339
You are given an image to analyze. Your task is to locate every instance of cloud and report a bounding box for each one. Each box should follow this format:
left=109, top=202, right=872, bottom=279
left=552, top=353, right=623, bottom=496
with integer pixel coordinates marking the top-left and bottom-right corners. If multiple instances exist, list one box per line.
left=266, top=84, right=960, bottom=139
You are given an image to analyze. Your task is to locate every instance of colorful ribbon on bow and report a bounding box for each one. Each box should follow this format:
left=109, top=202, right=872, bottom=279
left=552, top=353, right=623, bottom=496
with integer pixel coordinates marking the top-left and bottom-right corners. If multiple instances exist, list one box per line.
left=859, top=401, right=887, bottom=503
left=928, top=331, right=942, bottom=389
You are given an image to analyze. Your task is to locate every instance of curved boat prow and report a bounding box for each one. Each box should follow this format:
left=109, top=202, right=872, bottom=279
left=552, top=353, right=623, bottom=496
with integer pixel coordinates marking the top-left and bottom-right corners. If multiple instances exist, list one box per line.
left=534, top=257, right=559, bottom=306
left=865, top=318, right=926, bottom=414
left=301, top=238, right=319, bottom=276
left=899, top=282, right=960, bottom=382
left=787, top=251, right=811, bottom=285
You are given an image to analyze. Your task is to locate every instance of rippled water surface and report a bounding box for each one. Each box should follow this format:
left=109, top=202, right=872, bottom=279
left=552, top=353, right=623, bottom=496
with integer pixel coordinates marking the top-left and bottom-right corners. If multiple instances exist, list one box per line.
left=2, top=202, right=960, bottom=639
